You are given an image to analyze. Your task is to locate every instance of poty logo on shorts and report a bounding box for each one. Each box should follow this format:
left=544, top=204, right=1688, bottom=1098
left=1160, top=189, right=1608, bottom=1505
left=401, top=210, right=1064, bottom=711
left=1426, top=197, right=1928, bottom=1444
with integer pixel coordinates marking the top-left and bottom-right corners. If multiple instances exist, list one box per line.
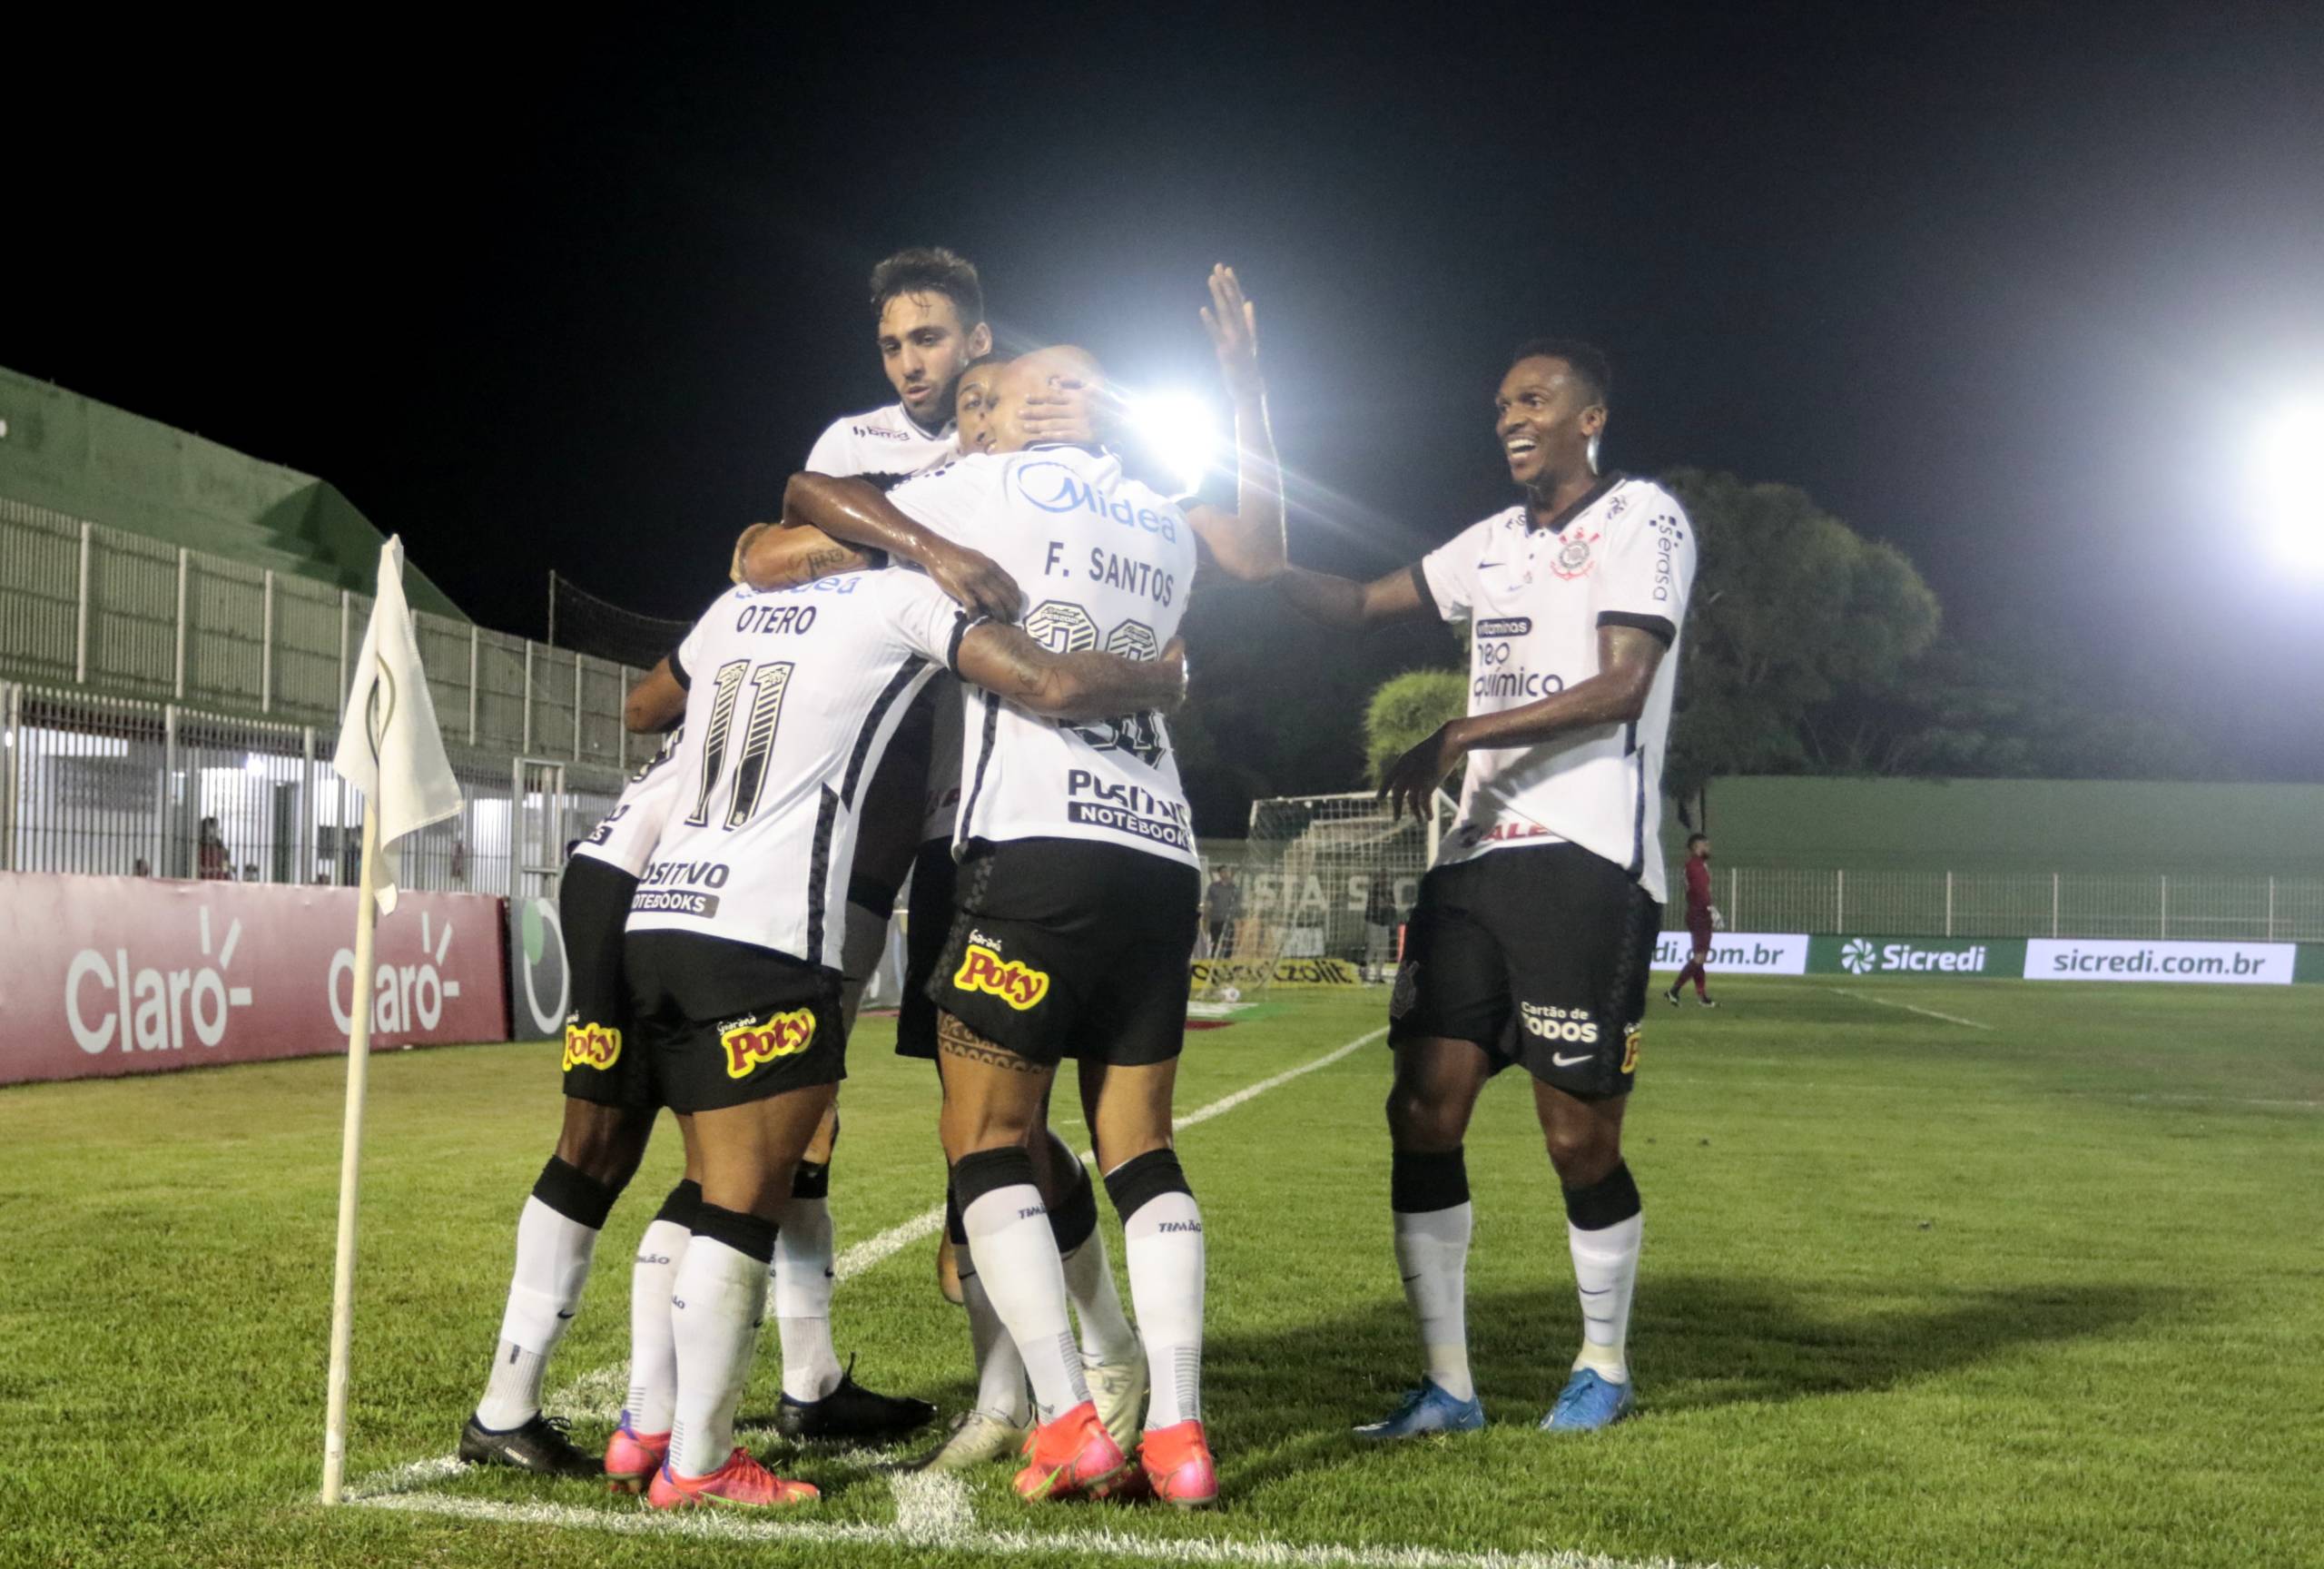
left=954, top=938, right=1050, bottom=1011
left=562, top=1021, right=622, bottom=1071
left=719, top=1009, right=816, bottom=1079
left=1520, top=1002, right=1600, bottom=1045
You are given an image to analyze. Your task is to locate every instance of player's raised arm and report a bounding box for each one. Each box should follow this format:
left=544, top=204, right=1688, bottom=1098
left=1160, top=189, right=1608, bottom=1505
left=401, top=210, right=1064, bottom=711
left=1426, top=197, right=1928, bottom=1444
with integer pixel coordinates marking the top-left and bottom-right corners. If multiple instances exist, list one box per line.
left=1274, top=561, right=1432, bottom=627
left=734, top=522, right=874, bottom=591
left=782, top=472, right=1023, bottom=623
left=623, top=657, right=686, bottom=734
left=1184, top=265, right=1286, bottom=583
left=954, top=625, right=1189, bottom=723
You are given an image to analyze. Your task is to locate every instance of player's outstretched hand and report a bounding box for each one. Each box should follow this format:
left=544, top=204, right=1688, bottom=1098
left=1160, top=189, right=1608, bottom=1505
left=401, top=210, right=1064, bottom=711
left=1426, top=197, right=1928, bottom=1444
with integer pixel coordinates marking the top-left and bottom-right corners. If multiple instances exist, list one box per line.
left=1200, top=264, right=1263, bottom=403
left=1377, top=722, right=1465, bottom=825
left=927, top=540, right=1024, bottom=624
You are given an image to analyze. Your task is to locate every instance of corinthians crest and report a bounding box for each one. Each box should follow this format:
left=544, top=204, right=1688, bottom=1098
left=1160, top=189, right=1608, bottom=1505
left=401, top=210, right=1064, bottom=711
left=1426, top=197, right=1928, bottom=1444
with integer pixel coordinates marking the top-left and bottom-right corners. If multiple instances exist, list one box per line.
left=1550, top=527, right=1600, bottom=579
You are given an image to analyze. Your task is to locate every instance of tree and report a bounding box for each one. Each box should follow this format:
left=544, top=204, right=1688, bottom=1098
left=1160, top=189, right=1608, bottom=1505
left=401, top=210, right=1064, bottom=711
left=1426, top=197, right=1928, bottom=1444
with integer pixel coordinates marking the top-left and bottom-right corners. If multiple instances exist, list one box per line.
left=1661, top=469, right=1942, bottom=802
left=1364, top=668, right=1467, bottom=784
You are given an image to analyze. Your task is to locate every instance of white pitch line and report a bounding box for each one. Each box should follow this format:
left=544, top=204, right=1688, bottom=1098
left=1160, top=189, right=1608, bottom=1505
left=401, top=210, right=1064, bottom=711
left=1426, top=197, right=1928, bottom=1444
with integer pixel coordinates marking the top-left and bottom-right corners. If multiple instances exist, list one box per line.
left=351, top=1487, right=1724, bottom=1569
left=1823, top=987, right=1993, bottom=1031
left=831, top=1025, right=1389, bottom=1281
left=344, top=1022, right=1393, bottom=1501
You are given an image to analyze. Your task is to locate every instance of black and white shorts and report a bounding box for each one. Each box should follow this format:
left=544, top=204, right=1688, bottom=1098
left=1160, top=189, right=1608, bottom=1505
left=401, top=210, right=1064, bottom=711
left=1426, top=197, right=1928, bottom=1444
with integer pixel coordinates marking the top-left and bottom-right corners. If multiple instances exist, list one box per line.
left=622, top=931, right=846, bottom=1114
left=1388, top=844, right=1660, bottom=1099
left=929, top=837, right=1200, bottom=1069
left=558, top=856, right=658, bottom=1110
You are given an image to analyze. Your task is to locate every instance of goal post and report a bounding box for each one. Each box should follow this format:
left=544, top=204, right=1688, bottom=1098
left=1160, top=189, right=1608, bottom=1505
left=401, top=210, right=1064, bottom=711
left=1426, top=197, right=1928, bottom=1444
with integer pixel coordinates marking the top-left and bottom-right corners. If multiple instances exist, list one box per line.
left=1204, top=790, right=1452, bottom=1004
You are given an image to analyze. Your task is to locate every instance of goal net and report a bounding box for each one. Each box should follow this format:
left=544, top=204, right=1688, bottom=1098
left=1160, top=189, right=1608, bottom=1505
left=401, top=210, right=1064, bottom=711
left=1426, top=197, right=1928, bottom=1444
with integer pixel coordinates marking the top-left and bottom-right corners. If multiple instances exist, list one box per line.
left=1196, top=791, right=1451, bottom=1008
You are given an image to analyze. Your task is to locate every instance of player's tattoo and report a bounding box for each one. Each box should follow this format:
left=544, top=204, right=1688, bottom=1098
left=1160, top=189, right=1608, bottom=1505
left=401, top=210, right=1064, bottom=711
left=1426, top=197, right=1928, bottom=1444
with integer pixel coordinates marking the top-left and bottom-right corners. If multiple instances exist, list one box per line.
left=936, top=1011, right=1043, bottom=1072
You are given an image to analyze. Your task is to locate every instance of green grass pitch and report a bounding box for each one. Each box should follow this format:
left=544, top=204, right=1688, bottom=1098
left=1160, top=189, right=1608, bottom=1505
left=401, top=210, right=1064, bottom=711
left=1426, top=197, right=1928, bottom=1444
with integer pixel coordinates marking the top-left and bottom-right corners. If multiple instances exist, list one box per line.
left=4, top=978, right=2319, bottom=1568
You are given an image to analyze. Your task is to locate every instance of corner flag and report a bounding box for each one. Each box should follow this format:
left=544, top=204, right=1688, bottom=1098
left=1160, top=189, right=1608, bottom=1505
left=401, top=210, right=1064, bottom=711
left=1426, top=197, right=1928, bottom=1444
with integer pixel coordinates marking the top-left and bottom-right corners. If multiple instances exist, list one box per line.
left=320, top=536, right=462, bottom=1504
left=331, top=537, right=462, bottom=915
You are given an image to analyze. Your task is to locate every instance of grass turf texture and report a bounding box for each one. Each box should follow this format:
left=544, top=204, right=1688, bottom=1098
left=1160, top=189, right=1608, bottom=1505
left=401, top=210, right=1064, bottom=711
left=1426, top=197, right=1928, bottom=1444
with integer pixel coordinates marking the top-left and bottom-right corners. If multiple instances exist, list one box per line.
left=4, top=980, right=2319, bottom=1569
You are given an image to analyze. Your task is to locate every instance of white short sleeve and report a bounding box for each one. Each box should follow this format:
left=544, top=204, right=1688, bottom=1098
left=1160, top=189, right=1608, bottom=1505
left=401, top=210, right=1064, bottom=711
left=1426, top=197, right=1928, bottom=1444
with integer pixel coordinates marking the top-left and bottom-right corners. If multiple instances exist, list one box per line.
left=874, top=569, right=980, bottom=673
left=1595, top=488, right=1696, bottom=643
left=1417, top=517, right=1498, bottom=622
left=885, top=456, right=1000, bottom=548
left=804, top=419, right=850, bottom=476
left=670, top=589, right=734, bottom=688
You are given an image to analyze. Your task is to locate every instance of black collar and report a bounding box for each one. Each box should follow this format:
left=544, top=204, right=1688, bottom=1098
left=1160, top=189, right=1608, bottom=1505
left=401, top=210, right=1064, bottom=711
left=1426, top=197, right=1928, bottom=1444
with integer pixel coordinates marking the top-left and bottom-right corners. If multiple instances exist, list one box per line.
left=1528, top=472, right=1623, bottom=535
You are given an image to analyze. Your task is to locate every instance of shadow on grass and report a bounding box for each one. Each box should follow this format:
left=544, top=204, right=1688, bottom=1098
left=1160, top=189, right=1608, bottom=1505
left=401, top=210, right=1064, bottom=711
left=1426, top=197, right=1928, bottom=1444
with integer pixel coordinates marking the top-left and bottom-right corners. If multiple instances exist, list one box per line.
left=1204, top=1272, right=2180, bottom=1493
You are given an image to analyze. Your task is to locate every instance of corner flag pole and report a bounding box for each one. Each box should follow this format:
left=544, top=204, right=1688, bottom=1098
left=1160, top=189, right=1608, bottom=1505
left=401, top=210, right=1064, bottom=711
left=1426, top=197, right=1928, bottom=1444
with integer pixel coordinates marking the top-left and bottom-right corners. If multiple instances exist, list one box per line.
left=320, top=798, right=382, bottom=1505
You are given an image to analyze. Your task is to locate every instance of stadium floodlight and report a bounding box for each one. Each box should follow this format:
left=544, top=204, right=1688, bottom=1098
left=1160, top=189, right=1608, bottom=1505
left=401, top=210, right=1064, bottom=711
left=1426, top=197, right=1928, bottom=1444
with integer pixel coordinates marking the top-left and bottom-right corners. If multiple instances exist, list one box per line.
left=1129, top=390, right=1218, bottom=498
left=2254, top=396, right=2324, bottom=575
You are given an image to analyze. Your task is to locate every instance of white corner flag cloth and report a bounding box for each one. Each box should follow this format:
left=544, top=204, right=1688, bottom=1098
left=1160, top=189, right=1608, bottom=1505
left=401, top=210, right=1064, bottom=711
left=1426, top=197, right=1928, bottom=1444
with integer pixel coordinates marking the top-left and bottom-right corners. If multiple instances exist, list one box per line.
left=331, top=537, right=461, bottom=915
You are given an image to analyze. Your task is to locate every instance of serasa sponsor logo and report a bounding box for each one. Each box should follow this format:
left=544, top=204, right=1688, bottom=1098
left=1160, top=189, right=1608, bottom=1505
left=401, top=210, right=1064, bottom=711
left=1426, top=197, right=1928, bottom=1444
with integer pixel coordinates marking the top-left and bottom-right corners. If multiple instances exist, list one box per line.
left=734, top=603, right=819, bottom=635
left=1650, top=515, right=1684, bottom=607
left=1013, top=460, right=1179, bottom=541
left=64, top=905, right=255, bottom=1056
left=719, top=1009, right=816, bottom=1078
left=563, top=1021, right=622, bottom=1071
left=1474, top=617, right=1531, bottom=638
left=953, top=936, right=1050, bottom=1011
left=1521, top=1002, right=1600, bottom=1045
left=329, top=910, right=467, bottom=1035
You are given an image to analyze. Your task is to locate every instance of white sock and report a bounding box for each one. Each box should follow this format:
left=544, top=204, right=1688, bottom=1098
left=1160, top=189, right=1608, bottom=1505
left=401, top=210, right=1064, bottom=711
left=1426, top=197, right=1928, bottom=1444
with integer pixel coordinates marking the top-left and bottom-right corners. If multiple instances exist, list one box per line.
left=773, top=1191, right=842, bottom=1403
left=477, top=1196, right=598, bottom=1429
left=668, top=1232, right=770, bottom=1479
left=1122, top=1191, right=1206, bottom=1429
left=960, top=1181, right=1088, bottom=1423
left=959, top=1251, right=1031, bottom=1424
left=622, top=1217, right=689, bottom=1434
left=1393, top=1202, right=1475, bottom=1402
left=1569, top=1211, right=1643, bottom=1383
left=1061, top=1230, right=1141, bottom=1367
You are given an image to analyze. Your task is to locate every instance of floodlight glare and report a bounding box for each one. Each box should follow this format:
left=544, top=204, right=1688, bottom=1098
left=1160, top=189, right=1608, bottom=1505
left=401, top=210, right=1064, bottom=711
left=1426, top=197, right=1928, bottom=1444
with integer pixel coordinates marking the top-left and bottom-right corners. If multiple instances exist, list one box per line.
left=1130, top=391, right=1218, bottom=498
left=2254, top=398, right=2324, bottom=575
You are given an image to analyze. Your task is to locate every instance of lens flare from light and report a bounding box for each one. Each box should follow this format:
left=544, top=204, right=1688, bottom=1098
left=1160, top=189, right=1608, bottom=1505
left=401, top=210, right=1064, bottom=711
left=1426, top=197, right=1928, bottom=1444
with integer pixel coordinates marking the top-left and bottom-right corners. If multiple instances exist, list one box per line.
left=2255, top=398, right=2324, bottom=575
left=1130, top=391, right=1218, bottom=498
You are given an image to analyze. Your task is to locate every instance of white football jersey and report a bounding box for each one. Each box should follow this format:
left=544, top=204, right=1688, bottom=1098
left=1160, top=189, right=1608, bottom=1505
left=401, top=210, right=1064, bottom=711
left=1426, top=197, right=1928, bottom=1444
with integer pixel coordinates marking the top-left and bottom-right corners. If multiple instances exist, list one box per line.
left=886, top=446, right=1199, bottom=867
left=1418, top=476, right=1697, bottom=903
left=574, top=730, right=688, bottom=879
left=805, top=402, right=956, bottom=489
left=625, top=571, right=970, bottom=967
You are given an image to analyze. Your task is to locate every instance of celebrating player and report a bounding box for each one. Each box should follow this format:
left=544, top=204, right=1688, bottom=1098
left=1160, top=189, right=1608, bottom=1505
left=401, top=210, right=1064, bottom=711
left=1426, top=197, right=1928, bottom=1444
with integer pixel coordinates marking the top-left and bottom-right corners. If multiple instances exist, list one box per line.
left=1261, top=340, right=1697, bottom=1436
left=609, top=554, right=1188, bottom=1509
left=772, top=266, right=1284, bottom=1505
left=455, top=706, right=694, bottom=1477
left=1665, top=833, right=1720, bottom=1007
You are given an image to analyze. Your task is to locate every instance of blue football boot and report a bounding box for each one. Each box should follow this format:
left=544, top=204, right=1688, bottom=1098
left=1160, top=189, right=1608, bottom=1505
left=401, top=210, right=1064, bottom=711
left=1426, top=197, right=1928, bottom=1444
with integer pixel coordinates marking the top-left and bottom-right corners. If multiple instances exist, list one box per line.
left=1541, top=1367, right=1635, bottom=1431
left=1353, top=1377, right=1486, bottom=1440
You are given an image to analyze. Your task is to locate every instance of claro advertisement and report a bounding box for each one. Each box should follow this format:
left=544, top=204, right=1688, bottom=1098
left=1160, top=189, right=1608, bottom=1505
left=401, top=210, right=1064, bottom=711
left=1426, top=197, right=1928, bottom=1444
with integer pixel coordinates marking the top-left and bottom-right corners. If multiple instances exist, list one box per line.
left=0, top=873, right=509, bottom=1087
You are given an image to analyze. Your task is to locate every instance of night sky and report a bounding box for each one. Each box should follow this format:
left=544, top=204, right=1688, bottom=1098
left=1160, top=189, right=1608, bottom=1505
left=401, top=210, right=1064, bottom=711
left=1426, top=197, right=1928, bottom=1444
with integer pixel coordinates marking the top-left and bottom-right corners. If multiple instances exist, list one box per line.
left=11, top=4, right=2322, bottom=808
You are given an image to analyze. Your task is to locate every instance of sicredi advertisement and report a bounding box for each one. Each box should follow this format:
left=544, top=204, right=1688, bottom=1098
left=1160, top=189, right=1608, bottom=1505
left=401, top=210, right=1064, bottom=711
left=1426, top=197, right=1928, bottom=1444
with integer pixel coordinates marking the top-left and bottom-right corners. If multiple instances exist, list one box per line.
left=2021, top=938, right=2297, bottom=985
left=1650, top=932, right=1809, bottom=974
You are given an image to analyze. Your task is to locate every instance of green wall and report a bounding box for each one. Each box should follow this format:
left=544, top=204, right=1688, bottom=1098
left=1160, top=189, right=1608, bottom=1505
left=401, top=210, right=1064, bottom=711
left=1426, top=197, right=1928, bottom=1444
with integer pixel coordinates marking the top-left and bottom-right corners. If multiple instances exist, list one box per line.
left=1680, top=776, right=2324, bottom=876
left=0, top=364, right=464, bottom=620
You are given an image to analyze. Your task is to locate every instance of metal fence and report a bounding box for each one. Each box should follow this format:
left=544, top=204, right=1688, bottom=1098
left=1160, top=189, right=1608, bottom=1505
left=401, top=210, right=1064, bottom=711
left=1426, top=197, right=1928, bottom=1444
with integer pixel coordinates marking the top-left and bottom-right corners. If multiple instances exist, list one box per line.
left=1701, top=865, right=2324, bottom=943
left=0, top=680, right=629, bottom=898
left=0, top=498, right=653, bottom=772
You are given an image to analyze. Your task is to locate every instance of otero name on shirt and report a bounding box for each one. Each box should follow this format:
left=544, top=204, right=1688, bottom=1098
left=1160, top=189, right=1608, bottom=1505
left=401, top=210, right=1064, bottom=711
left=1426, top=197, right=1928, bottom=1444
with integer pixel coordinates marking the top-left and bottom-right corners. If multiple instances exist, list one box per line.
left=1065, top=768, right=1190, bottom=850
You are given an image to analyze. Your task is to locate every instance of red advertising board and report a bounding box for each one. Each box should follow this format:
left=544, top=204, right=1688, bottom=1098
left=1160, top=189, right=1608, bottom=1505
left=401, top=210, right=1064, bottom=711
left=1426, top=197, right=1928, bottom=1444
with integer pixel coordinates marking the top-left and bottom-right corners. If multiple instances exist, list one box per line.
left=0, top=873, right=509, bottom=1087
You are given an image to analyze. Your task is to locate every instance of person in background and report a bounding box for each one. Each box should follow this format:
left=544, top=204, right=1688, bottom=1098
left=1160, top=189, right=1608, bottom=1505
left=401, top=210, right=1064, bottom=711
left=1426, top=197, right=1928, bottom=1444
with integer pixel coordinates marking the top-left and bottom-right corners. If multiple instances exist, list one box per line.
left=1203, top=867, right=1243, bottom=958
left=1664, top=833, right=1720, bottom=1009
left=198, top=818, right=230, bottom=881
left=1364, top=875, right=1399, bottom=982
left=240, top=863, right=260, bottom=883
